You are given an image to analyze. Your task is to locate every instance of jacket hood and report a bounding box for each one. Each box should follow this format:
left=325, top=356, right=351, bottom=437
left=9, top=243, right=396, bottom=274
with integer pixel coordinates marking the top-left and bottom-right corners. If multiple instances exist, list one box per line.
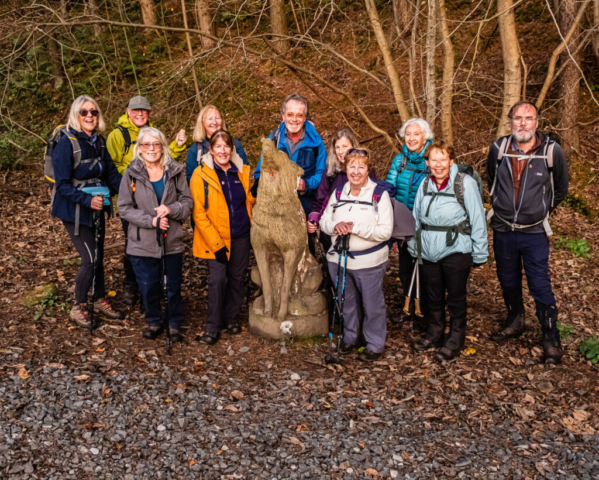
left=402, top=139, right=432, bottom=167
left=199, top=151, right=244, bottom=172
left=117, top=113, right=153, bottom=133
left=276, top=120, right=323, bottom=148
left=128, top=156, right=184, bottom=179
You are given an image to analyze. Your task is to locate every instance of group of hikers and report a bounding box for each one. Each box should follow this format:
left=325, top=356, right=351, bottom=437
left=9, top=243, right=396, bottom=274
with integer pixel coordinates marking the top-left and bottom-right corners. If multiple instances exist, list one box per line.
left=47, top=91, right=569, bottom=365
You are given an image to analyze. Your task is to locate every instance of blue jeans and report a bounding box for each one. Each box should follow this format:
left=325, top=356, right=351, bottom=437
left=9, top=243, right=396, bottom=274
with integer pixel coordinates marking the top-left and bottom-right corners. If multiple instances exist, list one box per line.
left=493, top=230, right=555, bottom=306
left=130, top=253, right=184, bottom=329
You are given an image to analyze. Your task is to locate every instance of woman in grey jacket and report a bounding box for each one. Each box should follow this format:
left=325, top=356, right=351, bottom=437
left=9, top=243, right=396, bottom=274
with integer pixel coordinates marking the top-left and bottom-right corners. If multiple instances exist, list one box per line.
left=118, top=127, right=193, bottom=342
left=409, top=141, right=488, bottom=361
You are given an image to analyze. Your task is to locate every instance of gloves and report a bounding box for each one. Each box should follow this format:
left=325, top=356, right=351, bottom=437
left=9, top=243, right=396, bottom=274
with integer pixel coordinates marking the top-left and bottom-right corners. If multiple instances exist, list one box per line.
left=472, top=261, right=487, bottom=269
left=214, top=246, right=229, bottom=264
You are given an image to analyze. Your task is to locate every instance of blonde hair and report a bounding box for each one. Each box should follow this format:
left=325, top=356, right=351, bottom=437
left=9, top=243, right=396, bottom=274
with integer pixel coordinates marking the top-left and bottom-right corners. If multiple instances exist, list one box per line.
left=133, top=127, right=174, bottom=171
left=326, top=129, right=360, bottom=176
left=345, top=148, right=373, bottom=171
left=67, top=95, right=106, bottom=133
left=192, top=105, right=228, bottom=143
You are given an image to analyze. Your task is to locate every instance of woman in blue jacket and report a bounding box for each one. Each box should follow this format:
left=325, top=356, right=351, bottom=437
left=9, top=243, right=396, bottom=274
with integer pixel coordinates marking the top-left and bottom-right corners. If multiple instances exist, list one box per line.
left=386, top=118, right=433, bottom=329
left=185, top=105, right=247, bottom=184
left=408, top=142, right=488, bottom=361
left=51, top=95, right=123, bottom=328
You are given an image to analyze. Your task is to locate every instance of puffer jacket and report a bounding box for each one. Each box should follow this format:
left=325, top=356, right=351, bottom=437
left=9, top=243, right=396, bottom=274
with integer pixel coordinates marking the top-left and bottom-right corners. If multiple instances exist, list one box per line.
left=386, top=141, right=432, bottom=211
left=51, top=127, right=122, bottom=228
left=408, top=164, right=488, bottom=264
left=117, top=158, right=193, bottom=259
left=185, top=137, right=248, bottom=183
left=190, top=152, right=255, bottom=260
left=107, top=113, right=186, bottom=175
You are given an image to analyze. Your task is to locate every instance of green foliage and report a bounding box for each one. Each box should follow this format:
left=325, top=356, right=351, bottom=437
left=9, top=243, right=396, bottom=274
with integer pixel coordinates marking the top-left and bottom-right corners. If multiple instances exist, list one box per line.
left=562, top=194, right=598, bottom=220
left=557, top=322, right=575, bottom=340
left=579, top=335, right=599, bottom=364
left=33, top=294, right=71, bottom=320
left=554, top=237, right=591, bottom=259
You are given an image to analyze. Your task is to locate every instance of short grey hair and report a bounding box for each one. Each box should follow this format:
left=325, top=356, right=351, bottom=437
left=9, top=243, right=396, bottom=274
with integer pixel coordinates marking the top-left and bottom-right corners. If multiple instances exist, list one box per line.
left=67, top=95, right=106, bottom=133
left=280, top=92, right=309, bottom=118
left=398, top=118, right=434, bottom=140
left=133, top=127, right=174, bottom=171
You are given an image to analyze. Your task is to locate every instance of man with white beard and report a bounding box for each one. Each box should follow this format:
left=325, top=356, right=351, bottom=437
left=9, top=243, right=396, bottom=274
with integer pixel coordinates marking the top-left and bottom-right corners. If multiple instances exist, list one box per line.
left=486, top=101, right=569, bottom=364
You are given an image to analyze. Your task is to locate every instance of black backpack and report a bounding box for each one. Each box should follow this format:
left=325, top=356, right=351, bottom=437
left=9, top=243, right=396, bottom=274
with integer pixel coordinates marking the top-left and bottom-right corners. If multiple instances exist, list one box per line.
left=116, top=125, right=135, bottom=154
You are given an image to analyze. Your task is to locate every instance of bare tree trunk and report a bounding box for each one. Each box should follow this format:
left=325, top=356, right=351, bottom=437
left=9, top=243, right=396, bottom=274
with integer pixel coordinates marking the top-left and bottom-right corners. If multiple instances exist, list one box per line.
left=393, top=0, right=414, bottom=38
left=437, top=0, right=454, bottom=144
left=497, top=0, right=521, bottom=137
left=593, top=0, right=599, bottom=65
left=181, top=0, right=202, bottom=109
left=47, top=35, right=64, bottom=91
left=409, top=3, right=423, bottom=118
left=425, top=0, right=437, bottom=128
left=196, top=0, right=216, bottom=50
left=558, top=0, right=581, bottom=160
left=270, top=0, right=290, bottom=54
left=60, top=0, right=68, bottom=19
left=364, top=0, right=412, bottom=122
left=137, top=0, right=157, bottom=26
left=85, top=0, right=101, bottom=36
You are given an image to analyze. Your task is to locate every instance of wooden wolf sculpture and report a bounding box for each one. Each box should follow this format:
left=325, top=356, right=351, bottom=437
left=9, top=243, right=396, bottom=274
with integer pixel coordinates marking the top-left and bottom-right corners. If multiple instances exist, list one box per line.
left=250, top=138, right=324, bottom=326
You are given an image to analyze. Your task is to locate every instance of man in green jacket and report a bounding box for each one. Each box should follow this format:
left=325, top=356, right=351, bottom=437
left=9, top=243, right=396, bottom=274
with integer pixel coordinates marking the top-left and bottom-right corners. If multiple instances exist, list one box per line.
left=107, top=95, right=187, bottom=305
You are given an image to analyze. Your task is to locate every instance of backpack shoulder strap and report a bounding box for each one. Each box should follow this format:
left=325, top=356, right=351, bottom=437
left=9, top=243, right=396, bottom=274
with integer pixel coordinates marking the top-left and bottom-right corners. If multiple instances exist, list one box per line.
left=130, top=177, right=138, bottom=209
left=203, top=179, right=209, bottom=209
left=398, top=153, right=408, bottom=174
left=270, top=128, right=280, bottom=148
left=422, top=176, right=430, bottom=195
left=116, top=125, right=133, bottom=155
left=67, top=135, right=82, bottom=169
left=545, top=141, right=555, bottom=208
left=489, top=136, right=510, bottom=197
left=196, top=142, right=203, bottom=166
left=453, top=172, right=467, bottom=213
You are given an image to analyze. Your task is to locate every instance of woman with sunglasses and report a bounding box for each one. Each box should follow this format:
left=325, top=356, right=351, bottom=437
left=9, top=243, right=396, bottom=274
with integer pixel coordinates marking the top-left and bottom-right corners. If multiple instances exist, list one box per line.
left=319, top=149, right=394, bottom=362
left=307, top=130, right=377, bottom=253
left=118, top=127, right=193, bottom=342
left=51, top=95, right=124, bottom=328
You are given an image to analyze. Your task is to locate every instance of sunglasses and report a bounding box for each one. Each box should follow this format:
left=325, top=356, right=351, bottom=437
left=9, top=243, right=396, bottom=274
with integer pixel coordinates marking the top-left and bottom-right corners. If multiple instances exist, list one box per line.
left=347, top=148, right=369, bottom=158
left=79, top=109, right=99, bottom=117
left=140, top=142, right=162, bottom=150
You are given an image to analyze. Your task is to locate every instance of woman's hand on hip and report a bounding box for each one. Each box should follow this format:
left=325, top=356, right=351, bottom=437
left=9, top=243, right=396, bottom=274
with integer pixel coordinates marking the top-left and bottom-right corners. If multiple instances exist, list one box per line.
left=334, top=222, right=353, bottom=235
left=154, top=205, right=171, bottom=218
left=90, top=196, right=104, bottom=211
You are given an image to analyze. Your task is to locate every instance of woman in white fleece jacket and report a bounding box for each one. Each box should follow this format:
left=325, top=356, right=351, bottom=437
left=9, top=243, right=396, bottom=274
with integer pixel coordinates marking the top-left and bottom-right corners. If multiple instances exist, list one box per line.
left=320, top=149, right=393, bottom=362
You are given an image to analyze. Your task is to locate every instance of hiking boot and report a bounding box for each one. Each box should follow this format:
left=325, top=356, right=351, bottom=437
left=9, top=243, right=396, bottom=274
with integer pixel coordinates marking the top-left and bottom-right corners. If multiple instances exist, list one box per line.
left=435, top=346, right=459, bottom=362
left=122, top=282, right=138, bottom=306
left=143, top=325, right=163, bottom=340
left=413, top=337, right=444, bottom=352
left=170, top=329, right=184, bottom=343
left=225, top=323, right=242, bottom=335
left=70, top=304, right=91, bottom=328
left=199, top=331, right=220, bottom=345
left=358, top=349, right=381, bottom=362
left=390, top=308, right=411, bottom=326
left=537, top=304, right=563, bottom=365
left=94, top=298, right=124, bottom=320
left=491, top=288, right=525, bottom=343
left=338, top=341, right=355, bottom=355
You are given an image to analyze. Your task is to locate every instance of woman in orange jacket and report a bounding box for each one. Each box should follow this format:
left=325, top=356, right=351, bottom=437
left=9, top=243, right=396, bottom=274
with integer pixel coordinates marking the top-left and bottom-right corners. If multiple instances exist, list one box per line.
left=190, top=130, right=255, bottom=345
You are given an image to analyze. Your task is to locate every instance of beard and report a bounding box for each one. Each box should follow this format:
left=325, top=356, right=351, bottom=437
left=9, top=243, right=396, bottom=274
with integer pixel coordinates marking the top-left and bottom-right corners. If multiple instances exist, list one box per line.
left=513, top=127, right=534, bottom=143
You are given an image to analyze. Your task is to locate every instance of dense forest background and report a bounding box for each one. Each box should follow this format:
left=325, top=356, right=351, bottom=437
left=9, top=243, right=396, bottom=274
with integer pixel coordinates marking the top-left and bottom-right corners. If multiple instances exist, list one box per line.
left=0, top=0, right=598, bottom=213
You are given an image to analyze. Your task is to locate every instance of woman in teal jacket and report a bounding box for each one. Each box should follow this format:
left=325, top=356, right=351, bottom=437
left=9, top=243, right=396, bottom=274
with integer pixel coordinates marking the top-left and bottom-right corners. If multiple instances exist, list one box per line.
left=408, top=141, right=488, bottom=361
left=386, top=118, right=433, bottom=329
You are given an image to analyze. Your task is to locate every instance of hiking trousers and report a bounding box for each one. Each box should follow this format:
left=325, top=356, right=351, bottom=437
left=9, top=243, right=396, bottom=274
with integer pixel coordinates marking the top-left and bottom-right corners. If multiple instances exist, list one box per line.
left=493, top=231, right=555, bottom=306
left=421, top=252, right=472, bottom=352
left=130, top=252, right=184, bottom=329
left=328, top=261, right=388, bottom=353
left=205, top=236, right=251, bottom=333
left=63, top=217, right=106, bottom=304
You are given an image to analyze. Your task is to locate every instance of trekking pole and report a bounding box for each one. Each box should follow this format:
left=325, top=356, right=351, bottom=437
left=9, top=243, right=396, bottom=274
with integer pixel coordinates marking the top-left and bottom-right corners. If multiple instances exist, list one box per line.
left=334, top=236, right=350, bottom=363
left=157, top=222, right=171, bottom=355
left=325, top=234, right=349, bottom=365
left=89, top=210, right=102, bottom=334
left=403, top=261, right=418, bottom=315
left=414, top=262, right=424, bottom=318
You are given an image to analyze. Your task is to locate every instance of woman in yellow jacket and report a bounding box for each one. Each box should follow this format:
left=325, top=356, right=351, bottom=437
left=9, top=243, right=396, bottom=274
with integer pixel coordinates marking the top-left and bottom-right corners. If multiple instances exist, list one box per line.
left=190, top=130, right=255, bottom=345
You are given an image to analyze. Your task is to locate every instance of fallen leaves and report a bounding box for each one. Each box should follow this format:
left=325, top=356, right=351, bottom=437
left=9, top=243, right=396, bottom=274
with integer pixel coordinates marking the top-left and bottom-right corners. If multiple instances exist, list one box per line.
left=73, top=374, right=90, bottom=382
left=230, top=390, right=244, bottom=401
left=18, top=368, right=30, bottom=379
left=289, top=436, right=306, bottom=452
left=536, top=381, right=554, bottom=394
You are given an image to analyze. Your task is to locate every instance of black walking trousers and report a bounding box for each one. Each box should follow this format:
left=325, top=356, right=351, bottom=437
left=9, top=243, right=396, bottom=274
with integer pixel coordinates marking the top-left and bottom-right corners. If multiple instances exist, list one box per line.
left=62, top=216, right=106, bottom=304
left=421, top=252, right=472, bottom=352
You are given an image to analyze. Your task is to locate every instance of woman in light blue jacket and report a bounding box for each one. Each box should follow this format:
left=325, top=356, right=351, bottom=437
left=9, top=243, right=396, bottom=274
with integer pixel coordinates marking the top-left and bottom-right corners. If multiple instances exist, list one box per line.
left=408, top=141, right=488, bottom=361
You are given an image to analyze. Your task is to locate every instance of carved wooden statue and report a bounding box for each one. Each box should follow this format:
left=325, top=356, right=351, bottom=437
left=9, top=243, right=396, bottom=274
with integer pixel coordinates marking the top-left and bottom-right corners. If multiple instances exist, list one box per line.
left=249, top=138, right=327, bottom=339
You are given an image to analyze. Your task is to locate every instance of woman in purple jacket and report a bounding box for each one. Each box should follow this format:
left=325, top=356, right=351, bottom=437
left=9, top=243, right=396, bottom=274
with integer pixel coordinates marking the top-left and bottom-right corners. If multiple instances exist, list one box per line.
left=307, top=129, right=376, bottom=253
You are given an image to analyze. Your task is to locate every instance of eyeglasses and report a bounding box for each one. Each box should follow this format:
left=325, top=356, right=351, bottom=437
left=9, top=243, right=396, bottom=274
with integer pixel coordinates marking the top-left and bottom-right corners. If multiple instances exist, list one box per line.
left=140, top=142, right=162, bottom=150
left=347, top=148, right=369, bottom=157
left=79, top=109, right=99, bottom=117
left=510, top=116, right=537, bottom=124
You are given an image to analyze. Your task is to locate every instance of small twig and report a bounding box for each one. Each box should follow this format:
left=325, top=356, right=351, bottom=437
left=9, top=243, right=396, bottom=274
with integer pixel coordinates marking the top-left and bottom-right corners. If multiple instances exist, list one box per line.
left=0, top=184, right=32, bottom=195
